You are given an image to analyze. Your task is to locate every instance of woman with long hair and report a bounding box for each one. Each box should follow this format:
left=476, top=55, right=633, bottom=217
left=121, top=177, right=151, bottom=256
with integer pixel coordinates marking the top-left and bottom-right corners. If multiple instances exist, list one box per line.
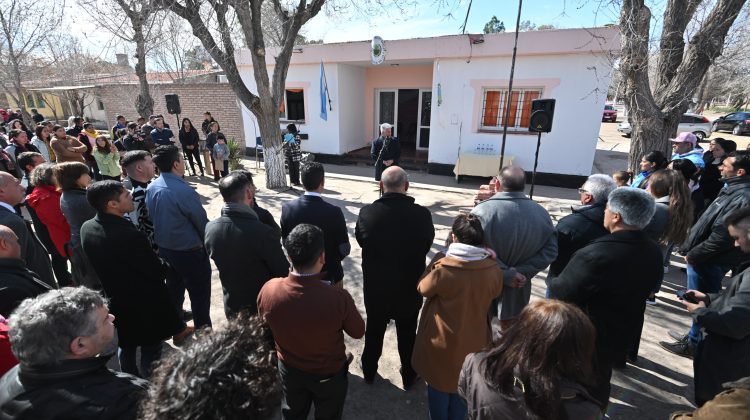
left=26, top=163, right=72, bottom=286
left=55, top=161, right=100, bottom=289
left=49, top=124, right=86, bottom=163
left=30, top=124, right=55, bottom=162
left=630, top=151, right=668, bottom=189
left=92, top=136, right=121, bottom=181
left=459, top=300, right=600, bottom=420
left=78, top=123, right=100, bottom=180
left=8, top=119, right=33, bottom=140
left=179, top=118, right=204, bottom=177
left=700, top=138, right=736, bottom=204
left=669, top=158, right=705, bottom=221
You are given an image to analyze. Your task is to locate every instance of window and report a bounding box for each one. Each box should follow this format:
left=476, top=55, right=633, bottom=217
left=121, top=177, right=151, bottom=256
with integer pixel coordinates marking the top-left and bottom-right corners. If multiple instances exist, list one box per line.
left=97, top=100, right=105, bottom=111
left=279, top=89, right=305, bottom=121
left=480, top=88, right=542, bottom=130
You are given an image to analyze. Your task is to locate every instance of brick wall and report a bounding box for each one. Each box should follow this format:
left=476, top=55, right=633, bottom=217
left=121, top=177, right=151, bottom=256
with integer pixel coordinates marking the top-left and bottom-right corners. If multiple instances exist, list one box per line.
left=98, top=83, right=245, bottom=145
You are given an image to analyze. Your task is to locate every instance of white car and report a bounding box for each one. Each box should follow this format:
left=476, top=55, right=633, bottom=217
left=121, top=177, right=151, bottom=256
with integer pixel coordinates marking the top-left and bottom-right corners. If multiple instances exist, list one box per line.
left=618, top=113, right=713, bottom=141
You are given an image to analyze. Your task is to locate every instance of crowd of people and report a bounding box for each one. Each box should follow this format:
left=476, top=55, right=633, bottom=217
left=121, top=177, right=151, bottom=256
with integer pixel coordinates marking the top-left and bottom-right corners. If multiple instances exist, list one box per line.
left=0, top=112, right=749, bottom=420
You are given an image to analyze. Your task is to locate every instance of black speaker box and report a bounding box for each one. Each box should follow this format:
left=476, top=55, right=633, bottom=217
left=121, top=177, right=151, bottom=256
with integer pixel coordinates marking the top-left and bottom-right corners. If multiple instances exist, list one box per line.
left=165, top=94, right=181, bottom=115
left=528, top=99, right=555, bottom=133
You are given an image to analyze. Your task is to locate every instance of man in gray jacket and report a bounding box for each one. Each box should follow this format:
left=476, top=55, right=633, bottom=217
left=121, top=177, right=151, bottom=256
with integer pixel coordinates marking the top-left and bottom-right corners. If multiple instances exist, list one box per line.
left=471, top=166, right=557, bottom=328
left=678, top=207, right=750, bottom=406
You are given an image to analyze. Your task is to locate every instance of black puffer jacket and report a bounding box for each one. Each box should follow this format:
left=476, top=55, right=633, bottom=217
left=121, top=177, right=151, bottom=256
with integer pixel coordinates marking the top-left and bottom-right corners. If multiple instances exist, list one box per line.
left=0, top=356, right=148, bottom=420
left=549, top=203, right=608, bottom=278
left=685, top=176, right=750, bottom=267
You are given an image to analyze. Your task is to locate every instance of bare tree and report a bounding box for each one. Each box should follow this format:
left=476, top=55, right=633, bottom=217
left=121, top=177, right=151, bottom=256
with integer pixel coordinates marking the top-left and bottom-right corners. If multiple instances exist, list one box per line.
left=151, top=11, right=199, bottom=82
left=160, top=0, right=328, bottom=188
left=78, top=0, right=161, bottom=117
left=0, top=0, right=64, bottom=124
left=620, top=0, right=748, bottom=170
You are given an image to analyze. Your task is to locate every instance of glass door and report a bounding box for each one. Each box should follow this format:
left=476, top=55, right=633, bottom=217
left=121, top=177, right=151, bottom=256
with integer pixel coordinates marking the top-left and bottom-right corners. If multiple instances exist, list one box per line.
left=416, top=90, right=432, bottom=150
left=375, top=89, right=398, bottom=137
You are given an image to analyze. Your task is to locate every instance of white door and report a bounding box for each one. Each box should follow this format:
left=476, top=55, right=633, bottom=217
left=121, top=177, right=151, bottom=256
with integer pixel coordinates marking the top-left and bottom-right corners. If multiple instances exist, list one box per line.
left=375, top=89, right=397, bottom=138
left=416, top=89, right=432, bottom=150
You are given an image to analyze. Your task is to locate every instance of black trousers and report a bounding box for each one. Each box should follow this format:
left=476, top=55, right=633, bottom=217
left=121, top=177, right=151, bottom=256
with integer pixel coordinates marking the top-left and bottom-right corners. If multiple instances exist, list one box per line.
left=278, top=360, right=348, bottom=420
left=361, top=305, right=420, bottom=380
left=288, top=158, right=300, bottom=185
left=51, top=251, right=72, bottom=287
left=589, top=349, right=614, bottom=412
left=185, top=147, right=204, bottom=174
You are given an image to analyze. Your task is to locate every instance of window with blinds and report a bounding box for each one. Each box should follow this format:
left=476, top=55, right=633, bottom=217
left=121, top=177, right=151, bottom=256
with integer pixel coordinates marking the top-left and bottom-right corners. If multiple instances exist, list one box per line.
left=480, top=88, right=542, bottom=130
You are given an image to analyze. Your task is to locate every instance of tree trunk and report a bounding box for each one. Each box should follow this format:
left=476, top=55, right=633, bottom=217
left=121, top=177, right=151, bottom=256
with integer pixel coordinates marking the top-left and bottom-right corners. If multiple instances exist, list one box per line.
left=256, top=110, right=287, bottom=188
left=133, top=20, right=153, bottom=118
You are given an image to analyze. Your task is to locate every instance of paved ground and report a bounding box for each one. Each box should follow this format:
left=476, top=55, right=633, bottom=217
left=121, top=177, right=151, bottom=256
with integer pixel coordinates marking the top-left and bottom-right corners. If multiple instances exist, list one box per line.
left=175, top=137, right=728, bottom=418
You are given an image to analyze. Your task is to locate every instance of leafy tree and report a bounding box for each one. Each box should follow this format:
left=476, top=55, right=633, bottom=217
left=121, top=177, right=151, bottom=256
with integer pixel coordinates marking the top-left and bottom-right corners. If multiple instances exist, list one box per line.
left=483, top=15, right=505, bottom=33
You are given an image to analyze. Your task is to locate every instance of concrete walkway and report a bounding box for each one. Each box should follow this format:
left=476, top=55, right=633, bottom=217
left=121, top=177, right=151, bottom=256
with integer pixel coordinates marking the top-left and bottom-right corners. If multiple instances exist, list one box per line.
left=189, top=158, right=700, bottom=419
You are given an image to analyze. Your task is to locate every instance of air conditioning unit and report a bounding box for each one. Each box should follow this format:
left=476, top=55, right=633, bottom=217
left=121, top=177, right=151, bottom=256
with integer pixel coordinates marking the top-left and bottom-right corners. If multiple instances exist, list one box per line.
left=218, top=75, right=228, bottom=83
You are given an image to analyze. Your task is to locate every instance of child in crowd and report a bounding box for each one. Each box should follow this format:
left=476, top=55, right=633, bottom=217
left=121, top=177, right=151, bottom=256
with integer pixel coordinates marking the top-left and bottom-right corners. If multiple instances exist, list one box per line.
left=92, top=136, right=121, bottom=181
left=213, top=134, right=230, bottom=178
left=613, top=170, right=631, bottom=187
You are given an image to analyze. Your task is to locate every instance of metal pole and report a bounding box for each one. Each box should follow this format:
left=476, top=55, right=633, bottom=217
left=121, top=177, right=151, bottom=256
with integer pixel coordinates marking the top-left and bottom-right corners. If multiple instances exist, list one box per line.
left=529, top=131, right=542, bottom=199
left=498, top=0, right=523, bottom=171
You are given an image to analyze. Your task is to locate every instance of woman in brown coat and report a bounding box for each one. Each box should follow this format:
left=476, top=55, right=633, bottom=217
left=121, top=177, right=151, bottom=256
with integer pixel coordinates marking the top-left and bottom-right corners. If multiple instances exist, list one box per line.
left=49, top=124, right=86, bottom=163
left=412, top=214, right=502, bottom=420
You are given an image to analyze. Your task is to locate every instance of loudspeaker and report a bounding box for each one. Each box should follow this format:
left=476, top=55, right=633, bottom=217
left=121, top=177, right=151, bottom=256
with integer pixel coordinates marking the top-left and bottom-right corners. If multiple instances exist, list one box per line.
left=165, top=94, right=181, bottom=115
left=528, top=98, right=555, bottom=133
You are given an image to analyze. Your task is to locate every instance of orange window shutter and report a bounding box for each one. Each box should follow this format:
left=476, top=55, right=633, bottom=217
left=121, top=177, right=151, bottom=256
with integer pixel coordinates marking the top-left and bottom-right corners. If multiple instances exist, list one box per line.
left=483, top=91, right=501, bottom=127
left=519, top=91, right=540, bottom=128
left=505, top=91, right=520, bottom=127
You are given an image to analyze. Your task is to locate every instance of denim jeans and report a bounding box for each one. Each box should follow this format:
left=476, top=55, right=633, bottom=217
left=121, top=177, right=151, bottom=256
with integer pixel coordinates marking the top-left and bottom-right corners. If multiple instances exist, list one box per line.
left=687, top=262, right=729, bottom=345
left=427, top=385, right=467, bottom=420
left=160, top=247, right=213, bottom=329
left=119, top=343, right=162, bottom=378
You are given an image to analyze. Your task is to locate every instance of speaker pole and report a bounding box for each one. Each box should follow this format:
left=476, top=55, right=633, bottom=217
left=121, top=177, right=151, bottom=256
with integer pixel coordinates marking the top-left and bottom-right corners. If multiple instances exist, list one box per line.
left=529, top=131, right=542, bottom=200
left=498, top=0, right=523, bottom=171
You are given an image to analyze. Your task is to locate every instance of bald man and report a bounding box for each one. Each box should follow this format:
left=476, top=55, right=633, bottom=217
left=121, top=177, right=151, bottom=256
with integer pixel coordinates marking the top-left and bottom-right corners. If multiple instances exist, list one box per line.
left=0, top=172, right=54, bottom=287
left=356, top=166, right=435, bottom=389
left=471, top=166, right=557, bottom=329
left=0, top=225, right=52, bottom=317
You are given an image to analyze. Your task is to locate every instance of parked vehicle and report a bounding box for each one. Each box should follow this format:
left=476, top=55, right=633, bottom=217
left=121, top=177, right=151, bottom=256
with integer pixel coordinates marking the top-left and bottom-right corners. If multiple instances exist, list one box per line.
left=618, top=113, right=713, bottom=141
left=602, top=104, right=618, bottom=122
left=712, top=112, right=750, bottom=136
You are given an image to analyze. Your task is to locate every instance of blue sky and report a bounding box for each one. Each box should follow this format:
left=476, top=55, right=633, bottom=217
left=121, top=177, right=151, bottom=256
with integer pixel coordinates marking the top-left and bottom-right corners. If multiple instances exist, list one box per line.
left=303, top=0, right=623, bottom=43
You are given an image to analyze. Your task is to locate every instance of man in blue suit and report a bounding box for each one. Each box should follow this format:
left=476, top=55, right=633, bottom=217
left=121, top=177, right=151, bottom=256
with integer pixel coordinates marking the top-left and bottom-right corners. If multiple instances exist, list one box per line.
left=281, top=162, right=350, bottom=286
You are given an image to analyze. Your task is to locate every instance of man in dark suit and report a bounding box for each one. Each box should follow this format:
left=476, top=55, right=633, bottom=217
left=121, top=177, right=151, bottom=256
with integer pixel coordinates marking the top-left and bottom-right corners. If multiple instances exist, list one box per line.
left=280, top=162, right=349, bottom=286
left=549, top=187, right=663, bottom=411
left=370, top=123, right=401, bottom=182
left=81, top=181, right=193, bottom=378
left=0, top=172, right=54, bottom=287
left=356, top=166, right=435, bottom=389
left=205, top=172, right=289, bottom=318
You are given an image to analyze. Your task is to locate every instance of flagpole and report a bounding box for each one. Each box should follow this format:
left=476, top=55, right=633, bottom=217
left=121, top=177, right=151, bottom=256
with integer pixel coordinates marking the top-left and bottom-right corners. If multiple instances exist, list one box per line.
left=321, top=61, right=332, bottom=111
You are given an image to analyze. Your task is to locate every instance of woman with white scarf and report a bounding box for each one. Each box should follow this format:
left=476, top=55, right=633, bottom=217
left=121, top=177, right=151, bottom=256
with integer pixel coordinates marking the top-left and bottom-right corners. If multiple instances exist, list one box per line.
left=412, top=214, right=503, bottom=420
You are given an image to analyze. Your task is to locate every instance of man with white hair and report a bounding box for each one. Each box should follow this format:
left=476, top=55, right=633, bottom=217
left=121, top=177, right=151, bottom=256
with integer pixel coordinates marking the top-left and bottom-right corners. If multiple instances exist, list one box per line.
left=370, top=123, right=400, bottom=182
left=549, top=174, right=618, bottom=279
left=549, top=187, right=663, bottom=411
left=0, top=287, right=148, bottom=419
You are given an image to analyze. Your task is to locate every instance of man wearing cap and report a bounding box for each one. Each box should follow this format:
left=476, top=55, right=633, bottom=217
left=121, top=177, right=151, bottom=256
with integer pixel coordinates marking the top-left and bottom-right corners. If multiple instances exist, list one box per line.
left=370, top=123, right=400, bottom=182
left=671, top=132, right=705, bottom=169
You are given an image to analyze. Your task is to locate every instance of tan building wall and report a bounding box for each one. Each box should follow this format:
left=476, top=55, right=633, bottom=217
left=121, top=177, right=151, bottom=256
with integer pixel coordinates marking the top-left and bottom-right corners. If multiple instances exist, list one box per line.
left=97, top=83, right=245, bottom=144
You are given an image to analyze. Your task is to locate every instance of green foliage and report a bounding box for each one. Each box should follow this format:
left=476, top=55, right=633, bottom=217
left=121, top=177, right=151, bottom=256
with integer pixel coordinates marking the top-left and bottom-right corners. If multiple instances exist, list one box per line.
left=227, top=138, right=245, bottom=171
left=483, top=16, right=505, bottom=34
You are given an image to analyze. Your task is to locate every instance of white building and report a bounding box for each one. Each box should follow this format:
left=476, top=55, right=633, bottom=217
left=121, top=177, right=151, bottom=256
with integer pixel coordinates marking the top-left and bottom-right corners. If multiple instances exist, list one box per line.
left=237, top=27, right=620, bottom=185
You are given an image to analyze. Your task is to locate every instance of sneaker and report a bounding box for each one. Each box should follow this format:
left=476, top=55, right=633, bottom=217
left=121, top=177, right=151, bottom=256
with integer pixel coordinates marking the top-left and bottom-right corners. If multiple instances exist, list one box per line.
left=668, top=330, right=689, bottom=343
left=659, top=340, right=695, bottom=359
left=173, top=325, right=195, bottom=347
left=646, top=296, right=657, bottom=305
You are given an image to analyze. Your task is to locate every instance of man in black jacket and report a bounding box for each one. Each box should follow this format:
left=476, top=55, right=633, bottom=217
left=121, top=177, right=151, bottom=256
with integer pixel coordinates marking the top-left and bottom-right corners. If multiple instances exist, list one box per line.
left=0, top=287, right=148, bottom=419
left=662, top=151, right=750, bottom=358
left=0, top=225, right=51, bottom=318
left=280, top=162, right=350, bottom=286
left=549, top=174, right=617, bottom=279
left=549, top=187, right=663, bottom=410
left=205, top=172, right=289, bottom=318
left=0, top=172, right=54, bottom=288
left=370, top=123, right=400, bottom=182
left=356, top=166, right=435, bottom=389
left=81, top=181, right=193, bottom=378
left=677, top=207, right=750, bottom=406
